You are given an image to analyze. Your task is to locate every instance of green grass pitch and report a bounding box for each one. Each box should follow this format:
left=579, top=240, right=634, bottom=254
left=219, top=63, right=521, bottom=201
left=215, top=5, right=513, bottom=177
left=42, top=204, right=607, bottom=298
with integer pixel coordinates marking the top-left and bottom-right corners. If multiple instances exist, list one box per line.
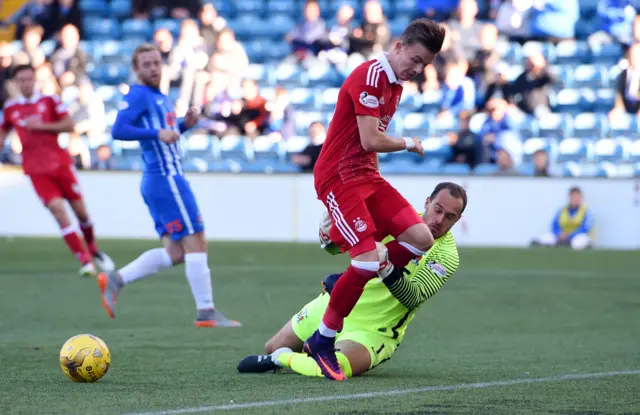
left=0, top=237, right=639, bottom=415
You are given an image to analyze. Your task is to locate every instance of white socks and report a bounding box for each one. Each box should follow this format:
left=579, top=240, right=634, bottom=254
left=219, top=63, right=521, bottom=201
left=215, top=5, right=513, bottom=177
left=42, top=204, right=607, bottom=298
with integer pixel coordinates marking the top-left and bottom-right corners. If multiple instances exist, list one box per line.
left=120, top=248, right=173, bottom=284
left=319, top=321, right=337, bottom=338
left=184, top=252, right=214, bottom=310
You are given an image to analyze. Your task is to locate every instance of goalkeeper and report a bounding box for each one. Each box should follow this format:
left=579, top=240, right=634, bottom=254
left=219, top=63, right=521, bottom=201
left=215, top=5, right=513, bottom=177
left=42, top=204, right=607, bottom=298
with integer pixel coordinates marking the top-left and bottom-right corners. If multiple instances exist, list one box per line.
left=237, top=182, right=466, bottom=378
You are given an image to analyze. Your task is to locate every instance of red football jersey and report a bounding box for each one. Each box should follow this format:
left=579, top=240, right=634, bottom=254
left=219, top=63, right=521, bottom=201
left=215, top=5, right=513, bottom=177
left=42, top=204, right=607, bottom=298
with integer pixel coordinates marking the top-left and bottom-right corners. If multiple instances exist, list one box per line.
left=1, top=93, right=71, bottom=175
left=314, top=53, right=403, bottom=193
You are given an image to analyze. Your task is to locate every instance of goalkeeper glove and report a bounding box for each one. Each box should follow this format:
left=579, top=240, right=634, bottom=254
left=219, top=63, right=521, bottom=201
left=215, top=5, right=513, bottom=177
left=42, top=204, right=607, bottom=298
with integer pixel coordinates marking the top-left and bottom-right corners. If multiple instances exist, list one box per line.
left=319, top=210, right=341, bottom=255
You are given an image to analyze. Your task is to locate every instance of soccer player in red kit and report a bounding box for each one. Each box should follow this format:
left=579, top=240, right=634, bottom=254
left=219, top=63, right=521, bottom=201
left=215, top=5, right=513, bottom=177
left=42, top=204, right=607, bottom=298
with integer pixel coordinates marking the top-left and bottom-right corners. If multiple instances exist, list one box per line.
left=305, top=19, right=446, bottom=380
left=0, top=64, right=114, bottom=277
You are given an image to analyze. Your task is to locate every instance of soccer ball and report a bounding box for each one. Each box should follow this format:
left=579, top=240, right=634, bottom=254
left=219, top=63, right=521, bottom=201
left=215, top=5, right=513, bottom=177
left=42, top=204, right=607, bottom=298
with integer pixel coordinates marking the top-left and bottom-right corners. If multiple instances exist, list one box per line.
left=59, top=334, right=111, bottom=382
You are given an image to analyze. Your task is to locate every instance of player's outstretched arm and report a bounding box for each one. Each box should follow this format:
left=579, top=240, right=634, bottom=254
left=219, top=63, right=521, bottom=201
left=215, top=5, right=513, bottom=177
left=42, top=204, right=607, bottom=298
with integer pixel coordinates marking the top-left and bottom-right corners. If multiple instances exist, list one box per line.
left=34, top=114, right=75, bottom=133
left=381, top=253, right=459, bottom=310
left=356, top=116, right=423, bottom=156
left=112, top=90, right=159, bottom=141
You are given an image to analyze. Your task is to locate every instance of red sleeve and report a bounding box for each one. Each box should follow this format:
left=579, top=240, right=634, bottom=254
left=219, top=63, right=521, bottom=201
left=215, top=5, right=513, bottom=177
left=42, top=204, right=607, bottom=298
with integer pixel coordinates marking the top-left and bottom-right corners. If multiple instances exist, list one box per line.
left=49, top=95, right=69, bottom=120
left=1, top=106, right=12, bottom=131
left=346, top=64, right=383, bottom=118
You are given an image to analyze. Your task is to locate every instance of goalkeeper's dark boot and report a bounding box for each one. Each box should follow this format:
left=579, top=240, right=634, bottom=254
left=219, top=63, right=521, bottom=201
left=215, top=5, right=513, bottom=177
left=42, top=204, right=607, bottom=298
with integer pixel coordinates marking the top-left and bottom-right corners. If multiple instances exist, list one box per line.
left=321, top=273, right=342, bottom=295
left=237, top=354, right=279, bottom=373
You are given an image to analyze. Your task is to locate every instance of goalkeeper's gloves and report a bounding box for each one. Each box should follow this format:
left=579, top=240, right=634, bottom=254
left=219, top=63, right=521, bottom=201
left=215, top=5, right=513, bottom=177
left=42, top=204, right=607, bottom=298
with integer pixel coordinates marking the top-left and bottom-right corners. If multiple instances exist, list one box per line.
left=319, top=210, right=341, bottom=255
left=321, top=273, right=342, bottom=295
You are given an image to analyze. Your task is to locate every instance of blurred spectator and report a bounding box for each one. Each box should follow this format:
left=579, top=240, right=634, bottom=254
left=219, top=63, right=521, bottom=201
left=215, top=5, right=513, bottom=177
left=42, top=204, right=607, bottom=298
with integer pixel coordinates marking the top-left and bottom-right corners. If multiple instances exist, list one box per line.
left=417, top=0, right=460, bottom=21
left=532, top=148, right=550, bottom=176
left=154, top=28, right=177, bottom=93
left=292, top=121, right=326, bottom=172
left=217, top=80, right=269, bottom=139
left=480, top=98, right=516, bottom=161
left=68, top=81, right=106, bottom=140
left=198, top=4, right=227, bottom=55
left=321, top=4, right=354, bottom=66
left=52, top=0, right=83, bottom=40
left=49, top=24, right=88, bottom=87
left=529, top=0, right=579, bottom=42
left=633, top=14, right=640, bottom=45
left=447, top=110, right=483, bottom=167
left=349, top=0, right=390, bottom=59
left=610, top=43, right=640, bottom=117
left=91, top=145, right=114, bottom=170
left=492, top=131, right=522, bottom=175
left=507, top=51, right=556, bottom=117
left=438, top=61, right=476, bottom=118
left=171, top=19, right=209, bottom=114
left=67, top=134, right=91, bottom=170
left=266, top=86, right=296, bottom=141
left=478, top=62, right=511, bottom=110
left=447, top=0, right=484, bottom=61
left=200, top=75, right=233, bottom=135
left=588, top=0, right=636, bottom=47
left=0, top=42, right=14, bottom=108
left=286, top=0, right=327, bottom=62
left=15, top=0, right=57, bottom=40
left=135, top=0, right=202, bottom=20
left=531, top=187, right=594, bottom=250
left=198, top=28, right=248, bottom=103
left=468, top=23, right=501, bottom=107
left=495, top=0, right=532, bottom=41
left=417, top=23, right=464, bottom=90
left=14, top=25, right=46, bottom=68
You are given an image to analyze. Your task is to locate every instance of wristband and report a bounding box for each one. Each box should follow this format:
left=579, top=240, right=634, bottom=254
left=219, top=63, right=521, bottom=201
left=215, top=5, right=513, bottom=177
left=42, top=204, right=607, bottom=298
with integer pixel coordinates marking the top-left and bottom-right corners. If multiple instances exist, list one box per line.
left=402, top=136, right=415, bottom=150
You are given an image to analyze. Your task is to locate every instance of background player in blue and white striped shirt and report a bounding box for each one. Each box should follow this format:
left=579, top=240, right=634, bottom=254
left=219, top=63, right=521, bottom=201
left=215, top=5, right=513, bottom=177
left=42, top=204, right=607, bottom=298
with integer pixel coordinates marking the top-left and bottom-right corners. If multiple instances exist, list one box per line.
left=97, top=43, right=241, bottom=328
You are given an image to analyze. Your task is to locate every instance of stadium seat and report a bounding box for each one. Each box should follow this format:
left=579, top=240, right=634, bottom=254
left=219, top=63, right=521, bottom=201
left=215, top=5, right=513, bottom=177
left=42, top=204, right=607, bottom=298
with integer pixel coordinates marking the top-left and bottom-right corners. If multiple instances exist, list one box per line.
left=183, top=158, right=210, bottom=173
left=536, top=113, right=570, bottom=138
left=517, top=116, right=540, bottom=139
left=397, top=94, right=422, bottom=112
left=380, top=159, right=441, bottom=174
left=244, top=41, right=266, bottom=63
left=229, top=14, right=265, bottom=40
left=112, top=157, right=143, bottom=171
left=474, top=163, right=499, bottom=175
left=393, top=0, right=417, bottom=16
left=592, top=89, right=615, bottom=113
left=219, top=136, right=253, bottom=161
left=79, top=0, right=109, bottom=16
left=39, top=39, right=57, bottom=56
left=93, top=63, right=130, bottom=85
left=286, top=88, right=317, bottom=111
left=284, top=136, right=309, bottom=159
left=110, top=0, right=132, bottom=18
left=522, top=137, right=556, bottom=162
left=294, top=112, right=325, bottom=136
left=235, top=0, right=266, bottom=17
left=590, top=42, right=623, bottom=65
left=318, top=88, right=339, bottom=111
left=554, top=40, right=589, bottom=65
left=246, top=64, right=269, bottom=84
left=575, top=18, right=597, bottom=40
left=402, top=113, right=430, bottom=136
left=572, top=113, right=605, bottom=139
left=264, top=41, right=291, bottom=62
left=552, top=89, right=582, bottom=115
left=498, top=42, right=522, bottom=65
left=84, top=17, right=121, bottom=40
left=571, top=64, right=603, bottom=88
left=557, top=138, right=591, bottom=162
left=265, top=15, right=296, bottom=39
left=441, top=163, right=471, bottom=175
left=608, top=114, right=638, bottom=137
left=390, top=16, right=412, bottom=37
left=420, top=90, right=443, bottom=112
left=629, top=140, right=640, bottom=163
left=267, top=0, right=297, bottom=17
left=522, top=41, right=555, bottom=63
left=115, top=140, right=142, bottom=158
left=422, top=138, right=452, bottom=163
left=185, top=134, right=213, bottom=159
left=430, top=116, right=458, bottom=136
left=274, top=64, right=305, bottom=88
left=307, top=64, right=341, bottom=88
left=594, top=138, right=626, bottom=162
left=252, top=136, right=284, bottom=162
left=516, top=163, right=535, bottom=176
left=153, top=19, right=182, bottom=38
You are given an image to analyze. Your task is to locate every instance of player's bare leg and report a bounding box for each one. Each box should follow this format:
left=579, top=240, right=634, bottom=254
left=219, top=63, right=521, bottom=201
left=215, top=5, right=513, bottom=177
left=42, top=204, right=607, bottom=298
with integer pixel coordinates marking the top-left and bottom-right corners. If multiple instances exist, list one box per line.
left=47, top=197, right=95, bottom=277
left=69, top=198, right=114, bottom=273
left=98, top=235, right=179, bottom=318
left=181, top=232, right=241, bottom=328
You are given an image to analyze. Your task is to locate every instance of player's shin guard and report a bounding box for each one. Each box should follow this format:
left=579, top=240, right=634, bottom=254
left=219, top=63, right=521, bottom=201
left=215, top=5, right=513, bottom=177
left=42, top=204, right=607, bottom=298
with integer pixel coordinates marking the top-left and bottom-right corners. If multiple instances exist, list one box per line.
left=184, top=252, right=214, bottom=311
left=384, top=240, right=426, bottom=269
left=275, top=351, right=353, bottom=378
left=321, top=260, right=379, bottom=335
left=61, top=226, right=91, bottom=264
left=119, top=248, right=173, bottom=284
left=79, top=221, right=98, bottom=255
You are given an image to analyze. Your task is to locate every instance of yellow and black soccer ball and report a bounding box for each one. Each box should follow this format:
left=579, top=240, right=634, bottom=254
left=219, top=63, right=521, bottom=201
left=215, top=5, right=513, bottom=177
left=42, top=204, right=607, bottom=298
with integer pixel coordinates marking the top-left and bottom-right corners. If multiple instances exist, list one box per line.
left=59, top=334, right=110, bottom=382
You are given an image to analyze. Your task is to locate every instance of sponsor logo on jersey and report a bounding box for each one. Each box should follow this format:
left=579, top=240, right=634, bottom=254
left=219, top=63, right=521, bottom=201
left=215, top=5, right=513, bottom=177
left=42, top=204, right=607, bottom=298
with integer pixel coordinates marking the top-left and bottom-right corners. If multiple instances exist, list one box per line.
left=166, top=112, right=177, bottom=127
left=427, top=261, right=447, bottom=279
left=354, top=217, right=367, bottom=233
left=296, top=308, right=308, bottom=324
left=380, top=96, right=385, bottom=105
left=359, top=91, right=379, bottom=108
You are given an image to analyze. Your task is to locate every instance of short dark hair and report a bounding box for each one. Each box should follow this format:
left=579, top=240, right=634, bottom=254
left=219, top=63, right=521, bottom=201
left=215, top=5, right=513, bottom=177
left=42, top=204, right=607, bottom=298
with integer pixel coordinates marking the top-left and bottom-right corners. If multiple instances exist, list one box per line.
left=430, top=182, right=467, bottom=214
left=401, top=18, right=446, bottom=55
left=11, top=64, right=34, bottom=78
left=569, top=186, right=582, bottom=194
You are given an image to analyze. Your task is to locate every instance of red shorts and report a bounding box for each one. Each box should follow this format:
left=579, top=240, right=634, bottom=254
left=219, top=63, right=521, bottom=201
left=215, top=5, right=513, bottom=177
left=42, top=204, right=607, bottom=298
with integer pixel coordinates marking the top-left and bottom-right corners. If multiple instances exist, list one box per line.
left=319, top=178, right=422, bottom=257
left=29, top=165, right=82, bottom=205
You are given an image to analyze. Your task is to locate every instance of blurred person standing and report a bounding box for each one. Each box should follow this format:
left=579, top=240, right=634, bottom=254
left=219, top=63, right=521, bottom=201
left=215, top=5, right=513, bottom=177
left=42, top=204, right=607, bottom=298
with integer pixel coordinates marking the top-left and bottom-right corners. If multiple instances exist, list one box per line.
left=349, top=0, right=391, bottom=59
left=49, top=24, right=88, bottom=87
left=292, top=121, right=326, bottom=172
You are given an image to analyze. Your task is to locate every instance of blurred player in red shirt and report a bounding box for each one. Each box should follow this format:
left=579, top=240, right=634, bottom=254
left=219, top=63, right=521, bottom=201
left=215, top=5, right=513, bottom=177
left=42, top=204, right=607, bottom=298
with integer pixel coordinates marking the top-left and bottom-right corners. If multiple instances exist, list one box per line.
left=304, top=19, right=446, bottom=380
left=0, top=64, right=114, bottom=277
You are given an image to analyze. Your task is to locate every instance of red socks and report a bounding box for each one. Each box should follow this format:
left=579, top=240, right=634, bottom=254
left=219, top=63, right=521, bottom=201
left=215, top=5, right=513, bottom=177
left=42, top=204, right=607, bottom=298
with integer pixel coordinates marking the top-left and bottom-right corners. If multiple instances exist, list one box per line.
left=61, top=226, right=91, bottom=264
left=385, top=239, right=425, bottom=269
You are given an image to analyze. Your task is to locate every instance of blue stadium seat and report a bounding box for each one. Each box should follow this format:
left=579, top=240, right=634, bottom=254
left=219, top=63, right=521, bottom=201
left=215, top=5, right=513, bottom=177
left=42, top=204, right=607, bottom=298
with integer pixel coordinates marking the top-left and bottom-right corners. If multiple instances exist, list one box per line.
left=95, top=85, right=120, bottom=104
left=40, top=39, right=57, bottom=56
left=593, top=89, right=615, bottom=113
left=271, top=163, right=301, bottom=173
left=153, top=19, right=182, bottom=38
left=536, top=113, right=570, bottom=138
left=474, top=163, right=499, bottom=175
left=246, top=63, right=269, bottom=84
left=252, top=136, right=284, bottom=162
left=575, top=18, right=597, bottom=40
left=594, top=138, right=626, bottom=162
left=522, top=137, right=557, bottom=162
left=552, top=89, right=582, bottom=115
left=110, top=0, right=132, bottom=18
left=402, top=113, right=430, bottom=136
left=294, top=112, right=324, bottom=135
left=421, top=90, right=443, bottom=112
left=516, top=163, right=535, bottom=176
left=441, top=163, right=471, bottom=175
left=114, top=140, right=141, bottom=158
left=284, top=136, right=310, bottom=158
left=267, top=0, right=297, bottom=17
left=238, top=159, right=279, bottom=173
left=629, top=140, right=640, bottom=163
left=112, top=157, right=143, bottom=171
left=393, top=0, right=417, bottom=16
left=219, top=136, right=253, bottom=161
left=229, top=14, right=265, bottom=40
left=307, top=64, right=341, bottom=88
left=554, top=40, right=589, bottom=65
left=522, top=41, right=555, bottom=63
left=572, top=113, right=605, bottom=139
left=183, top=158, right=210, bottom=173
left=422, top=138, right=452, bottom=163
left=79, top=0, right=109, bottom=16
left=431, top=115, right=458, bottom=136
left=497, top=42, right=522, bottom=65
left=235, top=0, right=266, bottom=17
left=557, top=138, right=591, bottom=162
left=93, top=63, right=130, bottom=84
left=264, top=41, right=291, bottom=62
left=608, top=114, right=638, bottom=137
left=265, top=14, right=296, bottom=38
left=287, top=88, right=316, bottom=111
left=571, top=64, right=602, bottom=88
left=185, top=134, right=213, bottom=158
left=590, top=42, right=623, bottom=65
left=274, top=64, right=305, bottom=88
left=398, top=94, right=422, bottom=112
left=380, top=159, right=441, bottom=174
left=319, top=88, right=339, bottom=111
left=517, top=116, right=540, bottom=139
left=84, top=17, right=121, bottom=40
left=386, top=117, right=401, bottom=136
left=390, top=16, right=411, bottom=37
